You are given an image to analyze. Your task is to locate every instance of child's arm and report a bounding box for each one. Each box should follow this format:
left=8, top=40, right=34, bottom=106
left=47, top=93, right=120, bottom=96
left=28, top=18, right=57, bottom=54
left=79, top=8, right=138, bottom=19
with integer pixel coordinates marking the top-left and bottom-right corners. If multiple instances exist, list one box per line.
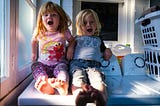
left=31, top=37, right=38, bottom=62
left=66, top=36, right=76, bottom=60
left=100, top=36, right=112, bottom=61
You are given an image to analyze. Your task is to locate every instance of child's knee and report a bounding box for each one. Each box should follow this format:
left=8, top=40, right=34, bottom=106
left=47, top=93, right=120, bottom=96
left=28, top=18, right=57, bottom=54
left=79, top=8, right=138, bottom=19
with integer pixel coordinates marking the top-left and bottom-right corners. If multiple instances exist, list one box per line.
left=72, top=70, right=87, bottom=87
left=57, top=71, right=69, bottom=81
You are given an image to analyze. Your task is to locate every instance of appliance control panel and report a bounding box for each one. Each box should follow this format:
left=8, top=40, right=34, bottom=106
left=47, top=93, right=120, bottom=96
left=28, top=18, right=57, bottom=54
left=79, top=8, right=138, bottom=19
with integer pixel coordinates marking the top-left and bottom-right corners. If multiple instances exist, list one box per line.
left=101, top=55, right=122, bottom=76
left=121, top=53, right=147, bottom=76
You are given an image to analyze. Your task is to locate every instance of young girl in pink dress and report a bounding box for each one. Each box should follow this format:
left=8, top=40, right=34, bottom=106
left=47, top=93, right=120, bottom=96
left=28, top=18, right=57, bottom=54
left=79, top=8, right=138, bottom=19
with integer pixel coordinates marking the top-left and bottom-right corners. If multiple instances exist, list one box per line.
left=31, top=1, right=74, bottom=95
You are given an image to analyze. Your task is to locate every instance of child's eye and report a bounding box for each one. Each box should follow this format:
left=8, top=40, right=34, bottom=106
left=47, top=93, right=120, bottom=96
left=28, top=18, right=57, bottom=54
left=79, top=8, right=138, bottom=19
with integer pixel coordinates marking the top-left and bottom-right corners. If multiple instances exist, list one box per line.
left=43, top=14, right=48, bottom=17
left=90, top=21, right=94, bottom=24
left=83, top=21, right=87, bottom=25
left=51, top=13, right=58, bottom=17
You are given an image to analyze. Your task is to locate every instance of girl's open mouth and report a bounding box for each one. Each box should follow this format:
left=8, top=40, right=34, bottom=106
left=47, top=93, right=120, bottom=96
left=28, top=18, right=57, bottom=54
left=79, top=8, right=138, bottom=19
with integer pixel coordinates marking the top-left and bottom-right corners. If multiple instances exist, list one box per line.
left=87, top=29, right=93, bottom=32
left=47, top=21, right=53, bottom=25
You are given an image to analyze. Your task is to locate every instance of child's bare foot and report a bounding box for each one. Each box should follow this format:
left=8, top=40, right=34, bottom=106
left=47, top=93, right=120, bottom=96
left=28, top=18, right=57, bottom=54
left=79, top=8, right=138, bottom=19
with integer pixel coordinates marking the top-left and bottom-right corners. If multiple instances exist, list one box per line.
left=34, top=76, right=55, bottom=95
left=48, top=78, right=68, bottom=95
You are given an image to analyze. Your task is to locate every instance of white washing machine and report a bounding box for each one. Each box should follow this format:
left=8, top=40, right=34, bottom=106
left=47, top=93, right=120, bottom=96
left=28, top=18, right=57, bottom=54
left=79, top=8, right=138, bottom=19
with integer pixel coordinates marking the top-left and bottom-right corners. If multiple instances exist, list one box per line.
left=103, top=53, right=160, bottom=106
left=18, top=54, right=160, bottom=106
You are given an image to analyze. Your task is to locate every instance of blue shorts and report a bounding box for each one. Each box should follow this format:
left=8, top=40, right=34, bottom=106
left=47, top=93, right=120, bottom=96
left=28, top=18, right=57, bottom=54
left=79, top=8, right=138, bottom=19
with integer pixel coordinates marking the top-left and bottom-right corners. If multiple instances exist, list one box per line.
left=70, top=59, right=106, bottom=87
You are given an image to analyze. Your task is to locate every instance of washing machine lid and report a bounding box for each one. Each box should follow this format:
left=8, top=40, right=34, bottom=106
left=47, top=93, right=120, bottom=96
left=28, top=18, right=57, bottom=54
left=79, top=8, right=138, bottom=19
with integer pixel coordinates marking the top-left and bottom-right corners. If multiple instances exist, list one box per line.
left=106, top=75, right=160, bottom=105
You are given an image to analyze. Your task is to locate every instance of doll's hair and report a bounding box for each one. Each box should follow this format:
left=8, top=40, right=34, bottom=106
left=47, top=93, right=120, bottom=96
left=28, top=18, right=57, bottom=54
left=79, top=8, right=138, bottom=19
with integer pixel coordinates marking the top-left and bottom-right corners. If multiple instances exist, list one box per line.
left=76, top=9, right=101, bottom=36
left=33, top=1, right=71, bottom=38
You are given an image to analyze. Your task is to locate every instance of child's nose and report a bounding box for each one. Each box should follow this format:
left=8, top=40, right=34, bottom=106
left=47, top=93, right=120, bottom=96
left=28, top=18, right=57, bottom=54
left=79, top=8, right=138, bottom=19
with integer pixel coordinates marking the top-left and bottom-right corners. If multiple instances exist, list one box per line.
left=86, top=22, right=91, bottom=26
left=48, top=14, right=52, bottom=17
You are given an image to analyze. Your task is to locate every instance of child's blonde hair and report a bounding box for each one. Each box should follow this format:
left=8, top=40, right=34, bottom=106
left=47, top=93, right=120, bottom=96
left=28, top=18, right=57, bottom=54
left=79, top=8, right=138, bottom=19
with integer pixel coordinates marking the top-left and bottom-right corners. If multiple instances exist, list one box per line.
left=76, top=9, right=101, bottom=36
left=34, top=1, right=71, bottom=38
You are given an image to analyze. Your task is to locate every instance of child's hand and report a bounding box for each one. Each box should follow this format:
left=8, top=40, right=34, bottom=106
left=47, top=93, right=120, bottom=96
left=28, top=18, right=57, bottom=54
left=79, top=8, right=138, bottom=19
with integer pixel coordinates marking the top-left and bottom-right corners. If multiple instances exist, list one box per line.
left=66, top=38, right=75, bottom=60
left=66, top=46, right=74, bottom=60
left=104, top=48, right=112, bottom=61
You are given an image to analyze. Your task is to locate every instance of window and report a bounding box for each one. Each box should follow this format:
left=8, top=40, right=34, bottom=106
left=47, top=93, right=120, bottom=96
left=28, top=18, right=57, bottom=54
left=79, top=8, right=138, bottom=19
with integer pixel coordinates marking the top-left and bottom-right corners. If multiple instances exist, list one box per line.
left=0, top=0, right=34, bottom=100
left=0, top=0, right=10, bottom=79
left=0, top=0, right=5, bottom=79
left=0, top=0, right=11, bottom=99
left=18, top=0, right=33, bottom=69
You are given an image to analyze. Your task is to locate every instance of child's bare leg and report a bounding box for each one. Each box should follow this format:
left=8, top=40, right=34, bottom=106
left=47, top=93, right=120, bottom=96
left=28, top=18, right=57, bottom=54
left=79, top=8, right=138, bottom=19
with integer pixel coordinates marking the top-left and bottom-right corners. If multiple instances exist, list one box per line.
left=34, top=76, right=55, bottom=95
left=71, top=84, right=84, bottom=97
left=48, top=71, right=69, bottom=95
left=87, top=68, right=107, bottom=105
left=92, top=83, right=107, bottom=101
